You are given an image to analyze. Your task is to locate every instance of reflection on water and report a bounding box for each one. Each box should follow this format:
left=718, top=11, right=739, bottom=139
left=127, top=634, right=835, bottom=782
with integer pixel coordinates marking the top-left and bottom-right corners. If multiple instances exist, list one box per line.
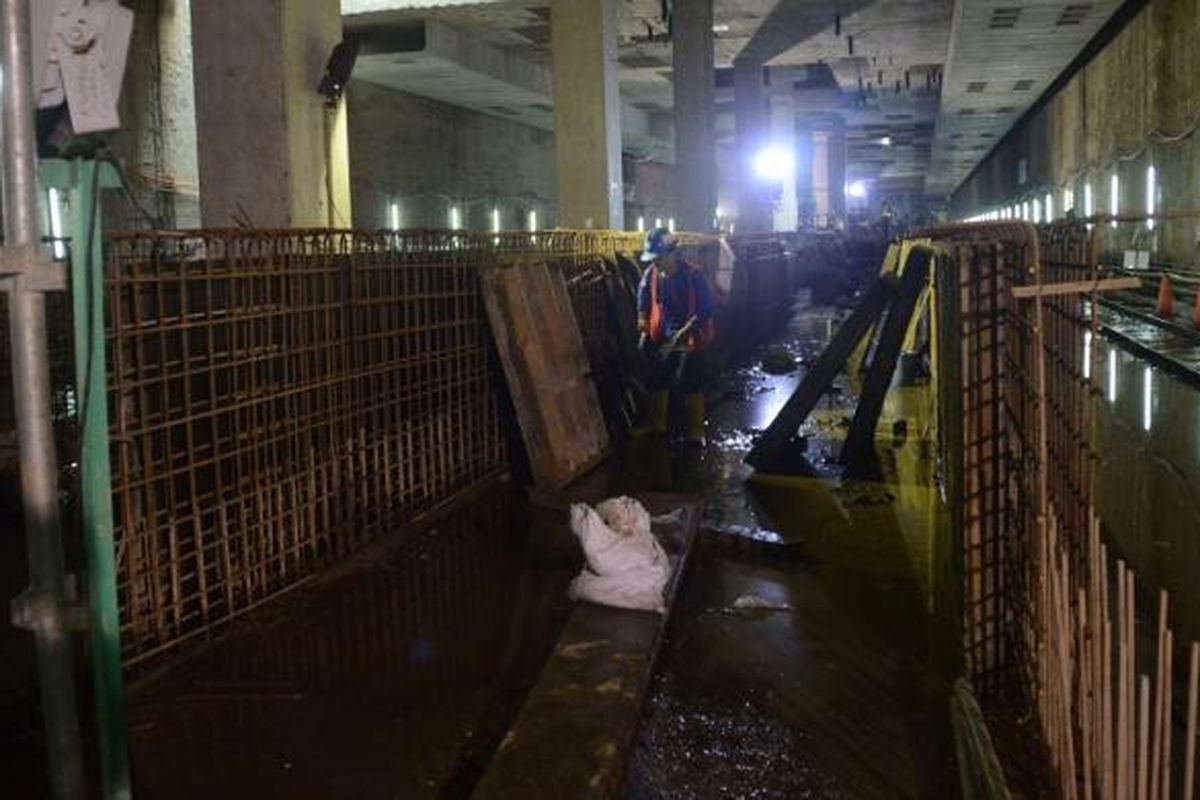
left=127, top=480, right=573, bottom=799
left=1093, top=336, right=1200, bottom=641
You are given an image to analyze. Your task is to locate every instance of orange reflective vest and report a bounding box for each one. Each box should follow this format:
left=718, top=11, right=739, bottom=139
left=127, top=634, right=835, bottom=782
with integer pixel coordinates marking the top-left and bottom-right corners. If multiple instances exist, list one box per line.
left=647, top=265, right=716, bottom=351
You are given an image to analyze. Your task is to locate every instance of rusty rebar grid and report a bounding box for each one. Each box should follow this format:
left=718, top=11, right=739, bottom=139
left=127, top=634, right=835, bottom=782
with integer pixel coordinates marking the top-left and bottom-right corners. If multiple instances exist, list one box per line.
left=105, top=230, right=505, bottom=665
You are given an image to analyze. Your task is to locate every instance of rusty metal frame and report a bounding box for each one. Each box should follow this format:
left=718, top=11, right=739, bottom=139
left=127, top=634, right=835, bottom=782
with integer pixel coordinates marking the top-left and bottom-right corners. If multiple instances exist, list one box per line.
left=92, top=228, right=725, bottom=668
left=104, top=230, right=514, bottom=666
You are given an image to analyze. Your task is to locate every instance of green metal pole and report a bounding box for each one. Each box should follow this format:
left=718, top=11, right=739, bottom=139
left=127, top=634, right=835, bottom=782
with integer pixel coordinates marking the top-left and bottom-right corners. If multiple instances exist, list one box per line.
left=49, top=157, right=132, bottom=800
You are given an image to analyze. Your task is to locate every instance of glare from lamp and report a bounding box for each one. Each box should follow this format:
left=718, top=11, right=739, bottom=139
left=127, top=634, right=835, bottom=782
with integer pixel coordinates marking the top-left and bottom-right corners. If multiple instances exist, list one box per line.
left=879, top=135, right=892, bottom=147
left=753, top=147, right=795, bottom=182
left=846, top=180, right=868, bottom=199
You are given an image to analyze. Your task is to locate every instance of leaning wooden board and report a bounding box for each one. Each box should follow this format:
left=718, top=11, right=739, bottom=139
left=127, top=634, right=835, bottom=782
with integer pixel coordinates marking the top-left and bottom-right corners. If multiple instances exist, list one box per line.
left=482, top=260, right=610, bottom=488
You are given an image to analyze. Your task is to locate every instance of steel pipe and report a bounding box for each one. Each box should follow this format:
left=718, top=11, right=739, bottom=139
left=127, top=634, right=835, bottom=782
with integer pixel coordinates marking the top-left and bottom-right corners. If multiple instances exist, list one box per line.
left=1, top=0, right=85, bottom=797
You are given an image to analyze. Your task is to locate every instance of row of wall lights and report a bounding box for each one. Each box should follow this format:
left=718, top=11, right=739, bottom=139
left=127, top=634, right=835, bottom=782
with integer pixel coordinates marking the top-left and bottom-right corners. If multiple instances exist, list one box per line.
left=964, top=166, right=1158, bottom=230
left=634, top=216, right=675, bottom=233
left=387, top=201, right=540, bottom=232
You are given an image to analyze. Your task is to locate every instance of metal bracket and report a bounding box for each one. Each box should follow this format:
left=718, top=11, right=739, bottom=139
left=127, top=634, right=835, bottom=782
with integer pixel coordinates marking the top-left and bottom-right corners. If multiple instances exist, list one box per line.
left=38, top=0, right=134, bottom=134
left=0, top=158, right=126, bottom=295
left=40, top=155, right=122, bottom=191
left=0, top=243, right=67, bottom=293
left=11, top=574, right=88, bottom=632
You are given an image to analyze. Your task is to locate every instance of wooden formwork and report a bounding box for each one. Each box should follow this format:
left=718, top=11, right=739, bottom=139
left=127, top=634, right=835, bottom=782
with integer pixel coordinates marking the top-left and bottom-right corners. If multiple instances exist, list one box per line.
left=482, top=259, right=609, bottom=488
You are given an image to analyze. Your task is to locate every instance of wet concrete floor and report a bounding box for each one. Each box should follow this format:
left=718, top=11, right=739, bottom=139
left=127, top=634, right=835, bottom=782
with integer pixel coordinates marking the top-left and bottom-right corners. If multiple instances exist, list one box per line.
left=616, top=296, right=959, bottom=798
left=5, top=293, right=960, bottom=799
left=125, top=480, right=577, bottom=799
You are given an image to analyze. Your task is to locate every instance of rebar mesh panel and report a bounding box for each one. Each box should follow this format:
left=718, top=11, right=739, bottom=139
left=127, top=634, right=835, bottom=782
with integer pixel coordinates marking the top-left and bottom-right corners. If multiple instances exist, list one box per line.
left=106, top=231, right=506, bottom=665
left=942, top=223, right=1097, bottom=710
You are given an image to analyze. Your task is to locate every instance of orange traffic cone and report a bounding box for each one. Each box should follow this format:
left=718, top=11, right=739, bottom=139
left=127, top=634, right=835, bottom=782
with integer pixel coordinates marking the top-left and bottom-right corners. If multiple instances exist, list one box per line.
left=1193, top=285, right=1200, bottom=330
left=1157, top=274, right=1173, bottom=317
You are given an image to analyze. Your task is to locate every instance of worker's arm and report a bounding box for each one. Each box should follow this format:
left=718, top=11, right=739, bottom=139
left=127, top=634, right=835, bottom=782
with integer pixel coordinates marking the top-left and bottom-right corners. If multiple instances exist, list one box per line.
left=668, top=269, right=714, bottom=347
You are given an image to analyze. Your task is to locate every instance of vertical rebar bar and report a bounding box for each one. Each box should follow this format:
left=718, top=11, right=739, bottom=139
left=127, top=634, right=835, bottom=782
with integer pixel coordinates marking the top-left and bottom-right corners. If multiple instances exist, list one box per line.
left=1, top=0, right=85, bottom=797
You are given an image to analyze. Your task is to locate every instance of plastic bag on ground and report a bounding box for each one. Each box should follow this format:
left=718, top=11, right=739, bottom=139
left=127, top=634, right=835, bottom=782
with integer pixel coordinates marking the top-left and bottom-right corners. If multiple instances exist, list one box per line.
left=568, top=496, right=669, bottom=613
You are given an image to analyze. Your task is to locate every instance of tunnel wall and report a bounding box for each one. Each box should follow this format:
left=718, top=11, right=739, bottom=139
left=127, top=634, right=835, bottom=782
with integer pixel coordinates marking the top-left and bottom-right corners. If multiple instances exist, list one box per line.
left=952, top=0, right=1200, bottom=269
left=345, top=81, right=679, bottom=236
left=346, top=80, right=559, bottom=232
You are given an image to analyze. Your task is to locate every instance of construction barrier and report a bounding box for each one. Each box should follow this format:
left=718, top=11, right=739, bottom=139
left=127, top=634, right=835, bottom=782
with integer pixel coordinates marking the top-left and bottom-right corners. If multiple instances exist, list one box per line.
left=0, top=226, right=803, bottom=670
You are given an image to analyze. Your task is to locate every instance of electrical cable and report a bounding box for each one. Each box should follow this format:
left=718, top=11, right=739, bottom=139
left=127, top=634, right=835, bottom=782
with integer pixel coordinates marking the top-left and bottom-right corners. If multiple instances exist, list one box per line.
left=97, top=150, right=167, bottom=229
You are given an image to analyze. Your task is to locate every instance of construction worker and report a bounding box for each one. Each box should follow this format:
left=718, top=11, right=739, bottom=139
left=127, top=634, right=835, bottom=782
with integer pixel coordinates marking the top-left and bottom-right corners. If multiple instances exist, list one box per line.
left=635, top=227, right=716, bottom=444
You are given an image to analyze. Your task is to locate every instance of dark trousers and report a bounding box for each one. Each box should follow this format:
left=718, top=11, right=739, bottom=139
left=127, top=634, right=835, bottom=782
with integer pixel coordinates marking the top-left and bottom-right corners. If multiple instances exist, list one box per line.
left=643, top=343, right=707, bottom=394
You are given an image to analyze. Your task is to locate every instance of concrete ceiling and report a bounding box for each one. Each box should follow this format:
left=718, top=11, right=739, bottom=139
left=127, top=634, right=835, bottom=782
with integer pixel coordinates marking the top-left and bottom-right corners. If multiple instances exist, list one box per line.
left=927, top=0, right=1122, bottom=194
left=343, top=0, right=1124, bottom=199
left=348, top=14, right=671, bottom=160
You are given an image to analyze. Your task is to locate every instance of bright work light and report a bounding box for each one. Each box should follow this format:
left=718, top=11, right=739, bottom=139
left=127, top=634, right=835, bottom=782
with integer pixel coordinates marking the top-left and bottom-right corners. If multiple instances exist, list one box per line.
left=753, top=147, right=794, bottom=182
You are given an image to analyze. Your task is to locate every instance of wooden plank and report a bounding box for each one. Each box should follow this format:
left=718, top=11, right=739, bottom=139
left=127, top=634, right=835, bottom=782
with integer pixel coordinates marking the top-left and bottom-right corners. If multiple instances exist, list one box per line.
left=840, top=248, right=932, bottom=475
left=1010, top=276, right=1141, bottom=298
left=950, top=678, right=1014, bottom=800
left=471, top=502, right=700, bottom=800
left=745, top=273, right=898, bottom=470
left=482, top=260, right=610, bottom=488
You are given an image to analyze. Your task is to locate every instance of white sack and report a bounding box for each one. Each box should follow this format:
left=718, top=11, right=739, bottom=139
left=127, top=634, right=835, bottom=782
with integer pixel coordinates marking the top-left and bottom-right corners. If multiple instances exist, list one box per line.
left=568, top=497, right=668, bottom=613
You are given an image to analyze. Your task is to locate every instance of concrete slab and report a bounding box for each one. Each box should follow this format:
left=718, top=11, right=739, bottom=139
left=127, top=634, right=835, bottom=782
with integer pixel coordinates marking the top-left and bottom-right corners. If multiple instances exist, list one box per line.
left=472, top=500, right=699, bottom=800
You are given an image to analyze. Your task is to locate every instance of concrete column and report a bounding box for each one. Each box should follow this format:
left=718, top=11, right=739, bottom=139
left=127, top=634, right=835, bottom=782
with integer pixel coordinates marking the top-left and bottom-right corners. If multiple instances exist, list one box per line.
left=768, top=94, right=797, bottom=232
left=812, top=130, right=831, bottom=224
left=672, top=0, right=716, bottom=232
left=811, top=117, right=847, bottom=228
left=828, top=116, right=847, bottom=226
left=795, top=123, right=814, bottom=225
left=550, top=0, right=623, bottom=229
left=733, top=59, right=768, bottom=232
left=191, top=0, right=351, bottom=228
